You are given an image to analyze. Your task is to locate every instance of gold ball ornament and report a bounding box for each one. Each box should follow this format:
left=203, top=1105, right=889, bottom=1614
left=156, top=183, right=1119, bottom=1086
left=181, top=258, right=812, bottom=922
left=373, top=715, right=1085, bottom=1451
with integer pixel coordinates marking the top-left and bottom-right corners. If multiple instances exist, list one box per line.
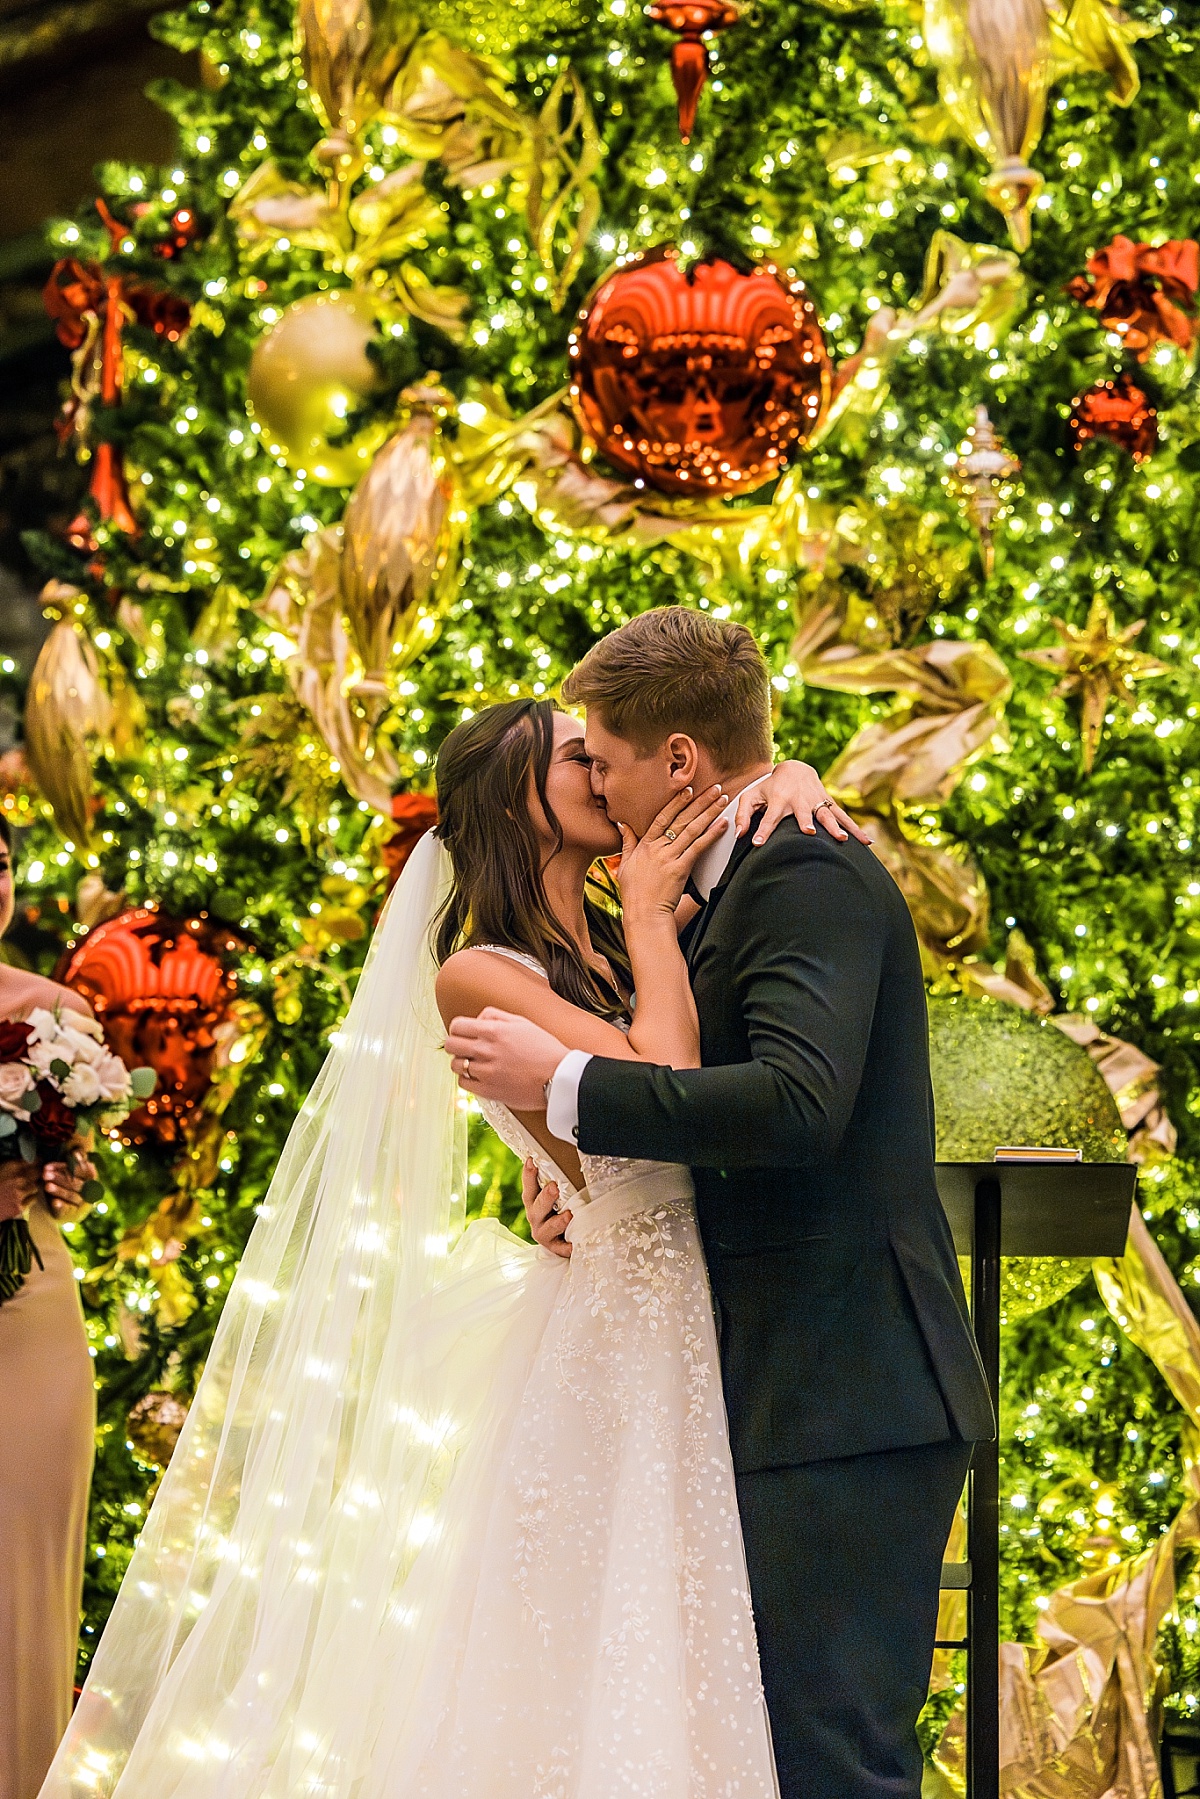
left=246, top=290, right=386, bottom=487
left=928, top=995, right=1126, bottom=1323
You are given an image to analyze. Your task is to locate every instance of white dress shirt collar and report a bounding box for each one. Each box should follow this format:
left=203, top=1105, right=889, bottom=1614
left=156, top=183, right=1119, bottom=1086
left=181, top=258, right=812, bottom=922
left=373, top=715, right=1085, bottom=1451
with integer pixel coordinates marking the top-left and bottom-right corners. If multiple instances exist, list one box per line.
left=689, top=773, right=771, bottom=903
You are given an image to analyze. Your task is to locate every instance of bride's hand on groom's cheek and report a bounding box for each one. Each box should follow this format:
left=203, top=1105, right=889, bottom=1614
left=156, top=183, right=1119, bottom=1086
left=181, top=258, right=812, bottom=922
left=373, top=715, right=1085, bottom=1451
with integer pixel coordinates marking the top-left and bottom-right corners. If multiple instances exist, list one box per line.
left=444, top=1009, right=569, bottom=1110
left=523, top=1157, right=572, bottom=1259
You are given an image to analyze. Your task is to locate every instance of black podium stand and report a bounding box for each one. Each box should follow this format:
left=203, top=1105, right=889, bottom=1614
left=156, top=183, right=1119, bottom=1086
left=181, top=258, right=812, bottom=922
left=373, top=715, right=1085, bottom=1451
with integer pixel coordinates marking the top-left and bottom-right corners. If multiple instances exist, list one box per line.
left=933, top=1161, right=1138, bottom=1799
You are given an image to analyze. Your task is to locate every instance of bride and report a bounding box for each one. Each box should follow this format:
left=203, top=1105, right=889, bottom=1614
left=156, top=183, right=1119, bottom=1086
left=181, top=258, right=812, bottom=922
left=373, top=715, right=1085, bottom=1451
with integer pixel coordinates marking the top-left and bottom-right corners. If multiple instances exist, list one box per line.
left=42, top=698, right=847, bottom=1799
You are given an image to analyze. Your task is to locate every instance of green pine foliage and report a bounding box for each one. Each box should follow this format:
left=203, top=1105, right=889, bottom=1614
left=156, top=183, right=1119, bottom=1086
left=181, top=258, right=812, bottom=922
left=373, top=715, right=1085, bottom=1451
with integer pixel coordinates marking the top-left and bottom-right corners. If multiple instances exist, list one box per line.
left=21, top=0, right=1200, bottom=1710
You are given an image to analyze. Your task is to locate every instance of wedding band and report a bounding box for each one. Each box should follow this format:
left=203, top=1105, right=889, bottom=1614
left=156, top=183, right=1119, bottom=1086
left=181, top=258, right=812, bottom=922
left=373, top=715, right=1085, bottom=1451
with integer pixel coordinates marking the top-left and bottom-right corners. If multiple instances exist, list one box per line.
left=815, top=801, right=832, bottom=813
left=664, top=828, right=677, bottom=843
left=463, top=1058, right=471, bottom=1079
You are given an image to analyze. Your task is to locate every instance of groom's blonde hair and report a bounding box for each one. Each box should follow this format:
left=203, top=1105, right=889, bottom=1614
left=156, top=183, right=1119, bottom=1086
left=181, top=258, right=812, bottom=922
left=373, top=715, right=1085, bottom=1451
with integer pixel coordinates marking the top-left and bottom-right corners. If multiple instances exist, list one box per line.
left=561, top=606, right=773, bottom=771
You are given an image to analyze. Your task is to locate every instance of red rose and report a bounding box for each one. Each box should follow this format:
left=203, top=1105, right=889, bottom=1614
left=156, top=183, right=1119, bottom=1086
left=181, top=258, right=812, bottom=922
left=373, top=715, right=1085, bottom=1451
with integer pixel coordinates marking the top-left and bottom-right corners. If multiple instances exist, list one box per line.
left=32, top=1083, right=76, bottom=1150
left=0, top=1021, right=33, bottom=1063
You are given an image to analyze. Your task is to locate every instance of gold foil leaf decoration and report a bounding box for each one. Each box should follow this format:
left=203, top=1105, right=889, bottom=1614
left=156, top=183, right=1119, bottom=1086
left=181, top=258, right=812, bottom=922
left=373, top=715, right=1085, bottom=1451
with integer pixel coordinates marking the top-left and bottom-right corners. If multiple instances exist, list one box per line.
left=911, top=230, right=1026, bottom=347
left=520, top=69, right=603, bottom=307
left=258, top=527, right=399, bottom=814
left=794, top=577, right=1012, bottom=977
left=1046, top=0, right=1152, bottom=106
left=816, top=233, right=1024, bottom=449
left=338, top=412, right=463, bottom=707
left=1055, top=1014, right=1177, bottom=1161
left=386, top=35, right=603, bottom=310
left=297, top=0, right=415, bottom=158
left=228, top=161, right=347, bottom=260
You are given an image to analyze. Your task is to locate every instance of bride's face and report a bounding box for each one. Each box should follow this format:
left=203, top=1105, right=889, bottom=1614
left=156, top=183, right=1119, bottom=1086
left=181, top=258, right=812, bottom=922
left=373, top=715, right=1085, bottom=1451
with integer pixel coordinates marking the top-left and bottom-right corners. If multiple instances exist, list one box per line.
left=529, top=714, right=622, bottom=861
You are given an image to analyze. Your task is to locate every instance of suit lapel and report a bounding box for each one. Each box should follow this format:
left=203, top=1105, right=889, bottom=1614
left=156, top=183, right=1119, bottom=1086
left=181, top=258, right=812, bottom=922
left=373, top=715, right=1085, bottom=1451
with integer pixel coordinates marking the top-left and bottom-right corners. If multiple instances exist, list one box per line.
left=686, top=830, right=758, bottom=971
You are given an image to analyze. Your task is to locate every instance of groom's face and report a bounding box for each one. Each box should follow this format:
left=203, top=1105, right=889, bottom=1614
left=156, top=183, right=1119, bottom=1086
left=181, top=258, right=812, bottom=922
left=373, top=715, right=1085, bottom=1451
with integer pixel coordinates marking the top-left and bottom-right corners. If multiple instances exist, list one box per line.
left=583, top=713, right=682, bottom=838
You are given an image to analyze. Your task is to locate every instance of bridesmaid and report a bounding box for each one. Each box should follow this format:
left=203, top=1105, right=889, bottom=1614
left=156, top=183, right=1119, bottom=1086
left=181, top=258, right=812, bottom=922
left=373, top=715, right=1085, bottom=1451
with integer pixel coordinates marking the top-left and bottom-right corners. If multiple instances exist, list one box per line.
left=0, top=819, right=98, bottom=1799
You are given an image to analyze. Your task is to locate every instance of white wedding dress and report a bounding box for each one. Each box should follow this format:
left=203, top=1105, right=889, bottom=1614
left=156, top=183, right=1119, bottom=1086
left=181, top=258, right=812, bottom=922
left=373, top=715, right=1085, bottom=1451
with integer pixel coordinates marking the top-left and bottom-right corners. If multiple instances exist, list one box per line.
left=40, top=843, right=777, bottom=1799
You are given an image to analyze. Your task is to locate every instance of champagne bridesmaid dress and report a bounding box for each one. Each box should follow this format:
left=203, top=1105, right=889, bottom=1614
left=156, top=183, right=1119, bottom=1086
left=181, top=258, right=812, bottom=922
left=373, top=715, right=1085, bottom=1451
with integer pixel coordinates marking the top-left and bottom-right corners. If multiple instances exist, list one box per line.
left=0, top=1099, right=95, bottom=1797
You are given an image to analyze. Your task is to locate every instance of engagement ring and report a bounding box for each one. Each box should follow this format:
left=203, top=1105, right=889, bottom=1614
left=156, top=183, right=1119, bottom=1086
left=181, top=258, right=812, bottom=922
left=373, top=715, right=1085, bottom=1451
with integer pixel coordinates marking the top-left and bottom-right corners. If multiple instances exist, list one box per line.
left=664, top=828, right=677, bottom=842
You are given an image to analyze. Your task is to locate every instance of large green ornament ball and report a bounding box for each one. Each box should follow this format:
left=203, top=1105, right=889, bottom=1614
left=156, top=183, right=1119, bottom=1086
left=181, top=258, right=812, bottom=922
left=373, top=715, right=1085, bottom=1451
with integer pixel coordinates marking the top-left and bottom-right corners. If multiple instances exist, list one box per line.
left=246, top=291, right=385, bottom=487
left=928, top=995, right=1127, bottom=1324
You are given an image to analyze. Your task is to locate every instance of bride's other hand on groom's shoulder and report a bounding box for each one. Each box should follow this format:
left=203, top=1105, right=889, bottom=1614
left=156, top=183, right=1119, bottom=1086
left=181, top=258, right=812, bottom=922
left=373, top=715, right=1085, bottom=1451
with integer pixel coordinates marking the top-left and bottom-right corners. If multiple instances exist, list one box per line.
left=735, top=762, right=874, bottom=849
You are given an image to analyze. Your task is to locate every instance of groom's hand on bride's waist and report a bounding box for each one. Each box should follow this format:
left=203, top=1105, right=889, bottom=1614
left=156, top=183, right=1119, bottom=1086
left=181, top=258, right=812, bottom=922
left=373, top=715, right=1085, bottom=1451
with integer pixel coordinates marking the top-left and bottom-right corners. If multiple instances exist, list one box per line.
left=445, top=1008, right=569, bottom=1112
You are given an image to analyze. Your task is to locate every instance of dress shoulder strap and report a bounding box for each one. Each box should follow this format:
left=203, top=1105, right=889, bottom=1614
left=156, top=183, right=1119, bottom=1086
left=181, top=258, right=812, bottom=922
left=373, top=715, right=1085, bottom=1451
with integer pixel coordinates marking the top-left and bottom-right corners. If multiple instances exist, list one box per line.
left=472, top=944, right=549, bottom=981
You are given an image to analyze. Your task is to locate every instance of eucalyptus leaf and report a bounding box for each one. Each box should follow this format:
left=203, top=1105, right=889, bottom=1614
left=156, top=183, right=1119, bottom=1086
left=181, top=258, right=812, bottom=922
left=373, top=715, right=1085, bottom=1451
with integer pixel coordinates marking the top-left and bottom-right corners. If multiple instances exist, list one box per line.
left=129, top=1066, right=158, bottom=1100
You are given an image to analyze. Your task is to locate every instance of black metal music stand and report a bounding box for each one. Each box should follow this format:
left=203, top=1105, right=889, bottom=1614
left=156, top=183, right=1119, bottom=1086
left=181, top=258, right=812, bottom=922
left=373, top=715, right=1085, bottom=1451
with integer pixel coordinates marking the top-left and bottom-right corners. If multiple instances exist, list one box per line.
left=933, top=1160, right=1138, bottom=1799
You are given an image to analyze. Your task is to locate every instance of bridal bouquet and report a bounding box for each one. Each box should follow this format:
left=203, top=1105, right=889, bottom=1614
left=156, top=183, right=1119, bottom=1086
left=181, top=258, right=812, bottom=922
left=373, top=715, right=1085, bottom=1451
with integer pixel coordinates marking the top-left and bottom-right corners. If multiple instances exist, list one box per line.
left=0, top=1006, right=156, bottom=1303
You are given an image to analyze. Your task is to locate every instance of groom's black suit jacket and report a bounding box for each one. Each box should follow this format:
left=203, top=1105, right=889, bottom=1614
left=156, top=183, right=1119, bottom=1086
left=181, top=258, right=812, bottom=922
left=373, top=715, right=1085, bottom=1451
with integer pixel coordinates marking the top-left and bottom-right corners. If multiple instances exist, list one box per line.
left=576, top=821, right=994, bottom=1474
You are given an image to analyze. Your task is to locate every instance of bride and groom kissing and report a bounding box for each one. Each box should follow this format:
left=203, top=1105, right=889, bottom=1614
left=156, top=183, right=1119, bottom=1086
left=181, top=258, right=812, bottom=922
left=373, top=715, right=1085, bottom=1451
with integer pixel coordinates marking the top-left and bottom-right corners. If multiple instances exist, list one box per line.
left=45, top=607, right=992, bottom=1799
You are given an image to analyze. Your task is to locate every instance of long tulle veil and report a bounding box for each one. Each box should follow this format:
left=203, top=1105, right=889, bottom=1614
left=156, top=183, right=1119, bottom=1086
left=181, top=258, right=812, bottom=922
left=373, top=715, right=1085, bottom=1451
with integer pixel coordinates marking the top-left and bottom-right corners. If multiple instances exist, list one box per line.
left=41, top=829, right=547, bottom=1798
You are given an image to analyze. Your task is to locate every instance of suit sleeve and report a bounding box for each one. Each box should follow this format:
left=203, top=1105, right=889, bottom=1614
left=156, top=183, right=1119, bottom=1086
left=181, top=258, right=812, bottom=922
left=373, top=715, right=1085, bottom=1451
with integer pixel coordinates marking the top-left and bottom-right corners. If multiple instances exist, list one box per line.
left=576, top=840, right=883, bottom=1168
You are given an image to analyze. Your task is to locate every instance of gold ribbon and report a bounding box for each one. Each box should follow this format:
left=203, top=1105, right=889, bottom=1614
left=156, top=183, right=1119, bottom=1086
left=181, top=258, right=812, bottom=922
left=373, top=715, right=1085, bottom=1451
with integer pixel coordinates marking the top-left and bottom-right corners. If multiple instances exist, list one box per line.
left=791, top=558, right=1012, bottom=974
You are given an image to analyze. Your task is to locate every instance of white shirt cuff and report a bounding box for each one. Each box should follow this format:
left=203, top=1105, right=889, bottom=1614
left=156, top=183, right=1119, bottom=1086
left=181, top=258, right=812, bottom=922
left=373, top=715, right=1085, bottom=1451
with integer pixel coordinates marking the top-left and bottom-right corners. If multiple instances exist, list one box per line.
left=546, top=1049, right=592, bottom=1143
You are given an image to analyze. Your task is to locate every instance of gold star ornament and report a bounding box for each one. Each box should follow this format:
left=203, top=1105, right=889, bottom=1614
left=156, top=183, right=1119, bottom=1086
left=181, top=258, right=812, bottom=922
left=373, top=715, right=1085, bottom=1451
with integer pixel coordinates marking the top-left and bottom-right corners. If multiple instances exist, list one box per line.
left=1021, top=596, right=1171, bottom=771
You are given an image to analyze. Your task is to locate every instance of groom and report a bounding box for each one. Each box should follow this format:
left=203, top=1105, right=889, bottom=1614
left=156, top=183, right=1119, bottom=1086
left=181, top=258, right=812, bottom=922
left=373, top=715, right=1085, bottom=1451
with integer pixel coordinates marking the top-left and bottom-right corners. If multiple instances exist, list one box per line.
left=445, top=606, right=994, bottom=1799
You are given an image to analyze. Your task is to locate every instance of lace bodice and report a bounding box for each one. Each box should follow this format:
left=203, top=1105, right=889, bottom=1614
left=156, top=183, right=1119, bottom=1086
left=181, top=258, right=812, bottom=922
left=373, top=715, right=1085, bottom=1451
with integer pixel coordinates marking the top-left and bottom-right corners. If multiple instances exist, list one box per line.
left=470, top=945, right=681, bottom=1206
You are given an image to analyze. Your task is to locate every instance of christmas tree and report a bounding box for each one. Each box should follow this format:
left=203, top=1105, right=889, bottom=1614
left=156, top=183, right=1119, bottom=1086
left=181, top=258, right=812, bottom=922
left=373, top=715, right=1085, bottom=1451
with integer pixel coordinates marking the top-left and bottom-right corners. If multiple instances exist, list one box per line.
left=21, top=0, right=1200, bottom=1770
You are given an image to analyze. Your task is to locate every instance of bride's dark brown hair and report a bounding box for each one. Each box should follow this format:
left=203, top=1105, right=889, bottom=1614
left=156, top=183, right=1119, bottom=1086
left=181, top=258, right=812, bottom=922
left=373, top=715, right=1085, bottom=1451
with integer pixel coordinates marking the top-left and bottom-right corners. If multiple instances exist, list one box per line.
left=433, top=698, right=630, bottom=1021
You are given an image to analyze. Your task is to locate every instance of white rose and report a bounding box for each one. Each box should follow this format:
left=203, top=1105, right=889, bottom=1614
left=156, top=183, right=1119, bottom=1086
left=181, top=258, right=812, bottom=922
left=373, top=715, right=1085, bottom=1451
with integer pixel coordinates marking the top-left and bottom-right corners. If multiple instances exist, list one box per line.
left=59, top=1026, right=105, bottom=1068
left=27, top=1040, right=59, bottom=1079
left=24, top=1007, right=59, bottom=1045
left=0, top=1063, right=34, bottom=1118
left=66, top=1013, right=103, bottom=1043
left=95, top=1054, right=132, bottom=1104
left=64, top=1063, right=103, bottom=1107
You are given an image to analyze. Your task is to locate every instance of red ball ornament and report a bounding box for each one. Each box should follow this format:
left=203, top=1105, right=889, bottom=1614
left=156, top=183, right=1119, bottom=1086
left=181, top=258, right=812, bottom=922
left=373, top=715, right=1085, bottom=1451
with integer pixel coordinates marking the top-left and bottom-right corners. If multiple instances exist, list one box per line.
left=58, top=907, right=245, bottom=1145
left=1068, top=372, right=1158, bottom=463
left=569, top=247, right=829, bottom=500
